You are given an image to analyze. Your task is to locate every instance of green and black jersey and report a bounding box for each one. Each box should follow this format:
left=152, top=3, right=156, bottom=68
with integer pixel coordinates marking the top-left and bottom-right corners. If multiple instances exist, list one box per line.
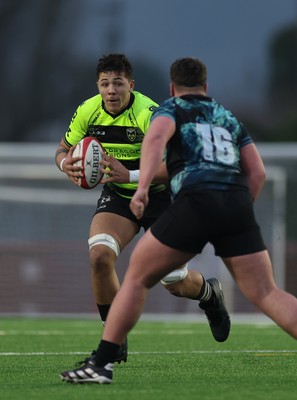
left=63, top=91, right=166, bottom=198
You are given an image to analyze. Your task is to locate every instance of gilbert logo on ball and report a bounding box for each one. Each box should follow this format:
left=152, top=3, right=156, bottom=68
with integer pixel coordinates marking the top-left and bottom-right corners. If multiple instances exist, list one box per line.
left=73, top=137, right=105, bottom=189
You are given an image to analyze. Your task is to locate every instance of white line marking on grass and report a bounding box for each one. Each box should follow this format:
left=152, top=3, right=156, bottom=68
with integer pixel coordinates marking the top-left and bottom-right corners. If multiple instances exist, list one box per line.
left=0, top=352, right=89, bottom=356
left=0, top=330, right=100, bottom=336
left=0, top=350, right=296, bottom=356
left=0, top=328, right=278, bottom=336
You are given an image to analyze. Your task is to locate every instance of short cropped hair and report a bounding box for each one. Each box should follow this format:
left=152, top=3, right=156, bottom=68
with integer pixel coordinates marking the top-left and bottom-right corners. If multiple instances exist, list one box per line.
left=170, top=57, right=207, bottom=87
left=96, top=54, right=133, bottom=80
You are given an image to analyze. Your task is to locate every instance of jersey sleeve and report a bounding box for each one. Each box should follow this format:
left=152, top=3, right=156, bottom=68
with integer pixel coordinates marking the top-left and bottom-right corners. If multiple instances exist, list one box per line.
left=62, top=102, right=89, bottom=147
left=151, top=98, right=176, bottom=123
left=132, top=92, right=159, bottom=133
left=238, top=123, right=254, bottom=149
left=63, top=95, right=103, bottom=147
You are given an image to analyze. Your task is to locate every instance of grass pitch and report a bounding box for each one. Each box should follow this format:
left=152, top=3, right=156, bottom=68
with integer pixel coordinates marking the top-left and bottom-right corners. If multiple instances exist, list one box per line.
left=0, top=317, right=296, bottom=400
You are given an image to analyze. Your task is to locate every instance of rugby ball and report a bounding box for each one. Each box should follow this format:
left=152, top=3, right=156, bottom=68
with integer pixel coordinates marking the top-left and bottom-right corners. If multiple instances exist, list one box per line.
left=73, top=137, right=105, bottom=189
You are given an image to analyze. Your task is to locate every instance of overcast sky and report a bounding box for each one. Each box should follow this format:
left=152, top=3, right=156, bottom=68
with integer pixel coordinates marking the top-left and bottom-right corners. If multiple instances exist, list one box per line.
left=76, top=0, right=297, bottom=112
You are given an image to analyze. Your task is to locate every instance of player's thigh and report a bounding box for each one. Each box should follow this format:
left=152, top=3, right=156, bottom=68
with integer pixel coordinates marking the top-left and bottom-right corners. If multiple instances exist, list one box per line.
left=90, top=212, right=139, bottom=251
left=127, top=229, right=195, bottom=288
left=223, top=250, right=277, bottom=302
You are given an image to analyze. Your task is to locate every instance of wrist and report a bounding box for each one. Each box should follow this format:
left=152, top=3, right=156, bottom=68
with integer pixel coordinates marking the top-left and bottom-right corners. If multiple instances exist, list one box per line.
left=59, top=158, right=66, bottom=172
left=129, top=170, right=140, bottom=183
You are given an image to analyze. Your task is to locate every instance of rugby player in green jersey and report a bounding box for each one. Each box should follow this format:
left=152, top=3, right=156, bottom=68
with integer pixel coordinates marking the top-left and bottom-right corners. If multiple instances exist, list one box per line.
left=55, top=54, right=230, bottom=370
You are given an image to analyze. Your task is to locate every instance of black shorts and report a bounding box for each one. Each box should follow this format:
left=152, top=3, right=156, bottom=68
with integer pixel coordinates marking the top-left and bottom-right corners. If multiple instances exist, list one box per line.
left=95, top=185, right=171, bottom=232
left=150, top=189, right=266, bottom=257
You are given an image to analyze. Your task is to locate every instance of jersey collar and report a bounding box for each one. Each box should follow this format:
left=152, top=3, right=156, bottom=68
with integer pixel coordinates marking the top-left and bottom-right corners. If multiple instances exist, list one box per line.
left=102, top=92, right=135, bottom=118
left=179, top=94, right=213, bottom=102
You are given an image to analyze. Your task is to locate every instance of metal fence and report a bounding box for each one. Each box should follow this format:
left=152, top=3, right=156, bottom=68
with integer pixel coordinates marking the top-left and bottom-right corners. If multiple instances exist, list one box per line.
left=1, top=143, right=297, bottom=316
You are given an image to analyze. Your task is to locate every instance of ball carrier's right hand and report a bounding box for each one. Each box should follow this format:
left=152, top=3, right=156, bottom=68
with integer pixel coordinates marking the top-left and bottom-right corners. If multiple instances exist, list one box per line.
left=58, top=145, right=84, bottom=187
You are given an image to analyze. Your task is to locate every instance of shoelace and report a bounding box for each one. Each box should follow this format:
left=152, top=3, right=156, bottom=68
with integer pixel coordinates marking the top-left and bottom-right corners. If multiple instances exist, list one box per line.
left=75, top=350, right=96, bottom=366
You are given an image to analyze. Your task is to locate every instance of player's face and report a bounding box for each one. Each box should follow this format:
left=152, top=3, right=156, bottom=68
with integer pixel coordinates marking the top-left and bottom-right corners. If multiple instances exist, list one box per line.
left=97, top=72, right=135, bottom=114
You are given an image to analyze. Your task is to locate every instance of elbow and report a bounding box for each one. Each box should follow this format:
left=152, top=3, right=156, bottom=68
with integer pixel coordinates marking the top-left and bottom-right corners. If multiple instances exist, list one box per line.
left=253, top=164, right=266, bottom=186
left=249, top=168, right=266, bottom=201
left=259, top=166, right=266, bottom=186
left=255, top=167, right=266, bottom=192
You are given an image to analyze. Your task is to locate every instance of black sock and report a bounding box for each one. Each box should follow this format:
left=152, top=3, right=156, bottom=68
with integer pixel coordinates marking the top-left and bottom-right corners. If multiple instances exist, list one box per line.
left=97, top=304, right=110, bottom=325
left=95, top=339, right=120, bottom=367
left=196, top=277, right=213, bottom=304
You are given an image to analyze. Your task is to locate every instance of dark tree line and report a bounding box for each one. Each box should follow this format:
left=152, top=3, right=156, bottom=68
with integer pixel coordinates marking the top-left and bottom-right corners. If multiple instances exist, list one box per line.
left=0, top=0, right=296, bottom=142
left=0, top=0, right=167, bottom=142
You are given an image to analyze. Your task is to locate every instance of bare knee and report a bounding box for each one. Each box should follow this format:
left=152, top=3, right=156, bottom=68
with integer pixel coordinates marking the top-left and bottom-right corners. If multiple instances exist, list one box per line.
left=224, top=251, right=278, bottom=308
left=89, top=245, right=117, bottom=276
left=89, top=233, right=120, bottom=276
left=238, top=280, right=277, bottom=307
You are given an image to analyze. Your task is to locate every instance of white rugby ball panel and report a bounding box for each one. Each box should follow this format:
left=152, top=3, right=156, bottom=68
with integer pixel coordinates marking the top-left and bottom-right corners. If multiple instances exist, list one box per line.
left=73, top=137, right=104, bottom=189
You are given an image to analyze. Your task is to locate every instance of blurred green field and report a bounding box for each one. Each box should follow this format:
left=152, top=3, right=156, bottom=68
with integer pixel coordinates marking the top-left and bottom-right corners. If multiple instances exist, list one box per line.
left=0, top=317, right=296, bottom=400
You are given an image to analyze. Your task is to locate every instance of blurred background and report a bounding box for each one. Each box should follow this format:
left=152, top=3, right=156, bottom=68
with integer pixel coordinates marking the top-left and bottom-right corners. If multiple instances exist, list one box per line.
left=0, top=0, right=297, bottom=317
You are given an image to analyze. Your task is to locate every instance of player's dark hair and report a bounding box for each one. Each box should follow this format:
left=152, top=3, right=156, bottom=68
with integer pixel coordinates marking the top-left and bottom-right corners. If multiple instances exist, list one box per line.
left=170, top=57, right=207, bottom=87
left=96, top=54, right=133, bottom=80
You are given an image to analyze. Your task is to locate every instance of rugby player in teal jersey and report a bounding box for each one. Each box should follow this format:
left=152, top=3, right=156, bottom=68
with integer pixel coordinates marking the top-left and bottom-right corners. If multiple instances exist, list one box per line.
left=61, top=56, right=297, bottom=385
left=56, top=54, right=230, bottom=371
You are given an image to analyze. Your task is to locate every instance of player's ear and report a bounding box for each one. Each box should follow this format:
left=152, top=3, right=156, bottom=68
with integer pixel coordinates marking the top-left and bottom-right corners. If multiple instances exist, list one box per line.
left=129, top=80, right=135, bottom=91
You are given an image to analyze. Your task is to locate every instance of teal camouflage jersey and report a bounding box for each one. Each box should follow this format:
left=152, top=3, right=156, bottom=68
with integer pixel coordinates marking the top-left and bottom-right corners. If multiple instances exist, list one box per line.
left=151, top=94, right=253, bottom=198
